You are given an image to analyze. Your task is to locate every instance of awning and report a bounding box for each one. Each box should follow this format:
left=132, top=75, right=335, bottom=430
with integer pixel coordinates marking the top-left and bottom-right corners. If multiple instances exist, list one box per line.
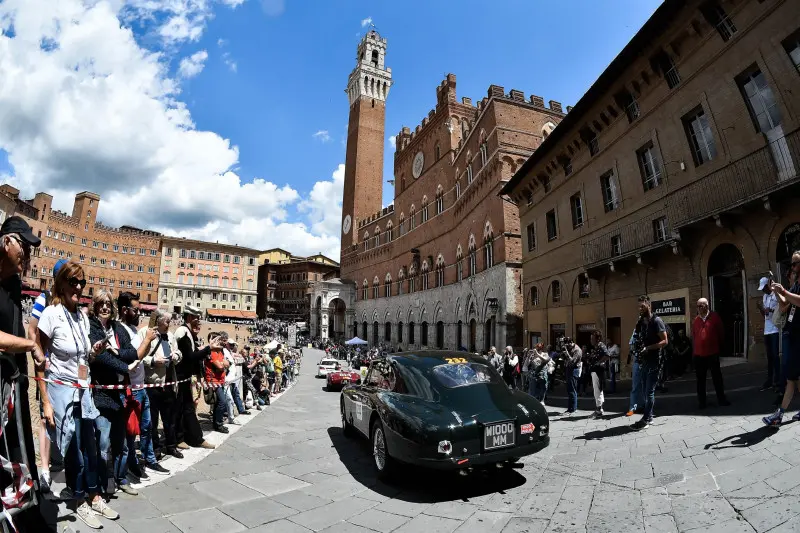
left=22, top=290, right=41, bottom=298
left=205, top=309, right=257, bottom=320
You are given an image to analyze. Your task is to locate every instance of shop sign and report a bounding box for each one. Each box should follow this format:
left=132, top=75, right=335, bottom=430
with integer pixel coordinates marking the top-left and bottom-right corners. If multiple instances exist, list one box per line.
left=577, top=323, right=598, bottom=332
left=652, top=298, right=686, bottom=316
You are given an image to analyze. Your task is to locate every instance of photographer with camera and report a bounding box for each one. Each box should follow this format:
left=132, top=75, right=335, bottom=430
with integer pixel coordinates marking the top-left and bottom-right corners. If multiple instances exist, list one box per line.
left=560, top=337, right=582, bottom=416
left=587, top=330, right=610, bottom=419
left=631, top=296, right=668, bottom=430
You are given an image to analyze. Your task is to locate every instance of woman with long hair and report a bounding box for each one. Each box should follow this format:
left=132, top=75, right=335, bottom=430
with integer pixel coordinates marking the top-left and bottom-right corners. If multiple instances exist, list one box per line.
left=88, top=291, right=154, bottom=497
left=35, top=262, right=116, bottom=529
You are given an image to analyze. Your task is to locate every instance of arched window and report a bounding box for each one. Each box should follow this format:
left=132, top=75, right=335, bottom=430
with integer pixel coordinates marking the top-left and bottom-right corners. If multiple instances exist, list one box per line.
left=484, top=222, right=494, bottom=269
left=409, top=206, right=416, bottom=230
left=362, top=279, right=368, bottom=300
left=468, top=235, right=477, bottom=277
left=397, top=321, right=404, bottom=343
left=374, top=226, right=381, bottom=248
left=579, top=274, right=590, bottom=298
left=421, top=197, right=429, bottom=223
left=480, top=142, right=488, bottom=167
left=436, top=254, right=445, bottom=287
left=466, top=152, right=474, bottom=184
left=177, top=272, right=184, bottom=284
left=385, top=273, right=392, bottom=297
left=399, top=213, right=405, bottom=235
left=435, top=143, right=441, bottom=160
left=542, top=121, right=556, bottom=140
left=461, top=119, right=469, bottom=138
left=530, top=286, right=539, bottom=306
left=387, top=221, right=394, bottom=242
left=551, top=280, right=562, bottom=303
left=421, top=322, right=429, bottom=346
left=456, top=244, right=464, bottom=282
left=373, top=278, right=379, bottom=299
left=435, top=186, right=444, bottom=215
left=421, top=260, right=430, bottom=290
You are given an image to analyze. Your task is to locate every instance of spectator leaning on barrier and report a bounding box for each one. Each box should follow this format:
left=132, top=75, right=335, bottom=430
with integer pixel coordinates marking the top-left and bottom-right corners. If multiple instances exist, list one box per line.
left=35, top=261, right=118, bottom=529
left=140, top=309, right=183, bottom=462
left=174, top=305, right=215, bottom=450
left=87, top=290, right=153, bottom=497
left=28, top=257, right=67, bottom=494
left=115, top=291, right=166, bottom=477
left=205, top=332, right=229, bottom=433
left=0, top=216, right=45, bottom=528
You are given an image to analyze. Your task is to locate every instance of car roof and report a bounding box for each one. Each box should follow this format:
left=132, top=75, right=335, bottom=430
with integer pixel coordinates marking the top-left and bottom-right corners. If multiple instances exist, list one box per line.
left=387, top=350, right=487, bottom=370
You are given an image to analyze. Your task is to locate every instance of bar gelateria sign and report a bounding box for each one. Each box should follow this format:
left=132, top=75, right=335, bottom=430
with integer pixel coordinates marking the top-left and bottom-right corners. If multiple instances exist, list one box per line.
left=652, top=298, right=686, bottom=316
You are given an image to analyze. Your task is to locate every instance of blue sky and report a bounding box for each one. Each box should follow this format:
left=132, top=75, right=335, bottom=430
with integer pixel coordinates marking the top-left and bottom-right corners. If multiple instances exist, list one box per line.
left=0, top=0, right=662, bottom=258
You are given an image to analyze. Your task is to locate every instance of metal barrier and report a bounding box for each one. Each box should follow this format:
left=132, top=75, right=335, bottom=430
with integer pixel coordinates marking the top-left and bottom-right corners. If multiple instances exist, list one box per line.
left=0, top=355, right=38, bottom=533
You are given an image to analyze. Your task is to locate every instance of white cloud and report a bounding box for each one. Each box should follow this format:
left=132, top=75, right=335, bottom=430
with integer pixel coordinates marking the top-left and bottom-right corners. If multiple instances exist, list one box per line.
left=222, top=51, right=237, bottom=72
left=260, top=0, right=285, bottom=16
left=299, top=164, right=344, bottom=240
left=123, top=0, right=246, bottom=46
left=313, top=130, right=331, bottom=143
left=388, top=135, right=396, bottom=149
left=361, top=17, right=372, bottom=28
left=0, top=0, right=342, bottom=260
left=178, top=50, right=208, bottom=78
left=217, top=38, right=227, bottom=47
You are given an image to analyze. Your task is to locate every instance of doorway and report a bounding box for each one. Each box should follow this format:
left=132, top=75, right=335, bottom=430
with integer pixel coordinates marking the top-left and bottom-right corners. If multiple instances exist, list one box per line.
left=549, top=323, right=566, bottom=348
left=469, top=319, right=477, bottom=352
left=606, top=317, right=621, bottom=347
left=708, top=244, right=746, bottom=358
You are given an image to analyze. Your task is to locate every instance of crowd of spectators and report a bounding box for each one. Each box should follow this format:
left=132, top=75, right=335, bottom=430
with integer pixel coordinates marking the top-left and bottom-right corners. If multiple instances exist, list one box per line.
left=12, top=251, right=305, bottom=529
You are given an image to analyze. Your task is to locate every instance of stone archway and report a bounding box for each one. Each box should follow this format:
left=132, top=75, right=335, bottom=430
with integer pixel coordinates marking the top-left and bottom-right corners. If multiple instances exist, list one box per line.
left=327, top=298, right=346, bottom=340
left=708, top=243, right=746, bottom=358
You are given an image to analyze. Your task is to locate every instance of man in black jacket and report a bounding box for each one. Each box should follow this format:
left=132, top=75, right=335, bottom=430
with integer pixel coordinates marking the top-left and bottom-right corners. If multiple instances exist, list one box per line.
left=174, top=306, right=215, bottom=450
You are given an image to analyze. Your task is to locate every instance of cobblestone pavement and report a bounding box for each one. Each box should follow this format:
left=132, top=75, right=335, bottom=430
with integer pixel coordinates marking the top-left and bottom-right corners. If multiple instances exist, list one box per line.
left=56, top=348, right=800, bottom=532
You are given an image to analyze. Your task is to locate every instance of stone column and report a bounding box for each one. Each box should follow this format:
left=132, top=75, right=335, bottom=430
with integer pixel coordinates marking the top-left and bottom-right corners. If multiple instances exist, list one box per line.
left=320, top=310, right=330, bottom=341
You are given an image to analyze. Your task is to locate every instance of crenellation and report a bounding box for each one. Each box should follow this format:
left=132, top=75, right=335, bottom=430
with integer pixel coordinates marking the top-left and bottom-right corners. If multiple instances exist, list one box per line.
left=530, top=95, right=544, bottom=108
left=566, top=105, right=573, bottom=113
left=549, top=100, right=563, bottom=113
left=462, top=97, right=472, bottom=106
left=488, top=84, right=504, bottom=98
left=509, top=89, right=524, bottom=102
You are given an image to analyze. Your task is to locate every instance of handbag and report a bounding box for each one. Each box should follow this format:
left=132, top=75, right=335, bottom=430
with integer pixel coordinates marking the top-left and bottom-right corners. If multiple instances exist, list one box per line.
left=773, top=304, right=788, bottom=330
left=124, top=388, right=142, bottom=436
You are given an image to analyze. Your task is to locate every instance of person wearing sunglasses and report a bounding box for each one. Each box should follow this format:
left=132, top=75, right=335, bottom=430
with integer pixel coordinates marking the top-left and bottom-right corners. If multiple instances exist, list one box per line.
left=764, top=252, right=800, bottom=426
left=35, top=261, right=117, bottom=529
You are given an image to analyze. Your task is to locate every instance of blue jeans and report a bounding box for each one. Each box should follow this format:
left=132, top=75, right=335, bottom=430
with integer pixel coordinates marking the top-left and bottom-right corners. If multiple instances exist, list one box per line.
left=213, top=386, right=227, bottom=427
left=629, top=361, right=644, bottom=411
left=95, top=409, right=126, bottom=492
left=566, top=367, right=579, bottom=412
left=533, top=376, right=549, bottom=402
left=638, top=359, right=660, bottom=422
left=765, top=333, right=781, bottom=387
left=230, top=383, right=246, bottom=414
left=65, top=408, right=99, bottom=500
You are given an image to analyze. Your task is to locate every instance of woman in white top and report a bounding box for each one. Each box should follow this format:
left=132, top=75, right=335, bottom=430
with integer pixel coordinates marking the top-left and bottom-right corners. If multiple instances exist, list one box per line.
left=35, top=262, right=117, bottom=529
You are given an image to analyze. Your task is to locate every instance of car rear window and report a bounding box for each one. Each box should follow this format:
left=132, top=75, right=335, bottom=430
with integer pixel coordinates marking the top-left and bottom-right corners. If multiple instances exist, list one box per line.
left=431, top=362, right=503, bottom=389
left=321, top=360, right=338, bottom=366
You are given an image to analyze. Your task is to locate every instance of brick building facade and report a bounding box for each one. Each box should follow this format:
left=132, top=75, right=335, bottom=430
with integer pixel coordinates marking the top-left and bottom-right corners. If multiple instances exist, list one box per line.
left=3, top=186, right=162, bottom=307
left=502, top=0, right=800, bottom=369
left=311, top=30, right=566, bottom=349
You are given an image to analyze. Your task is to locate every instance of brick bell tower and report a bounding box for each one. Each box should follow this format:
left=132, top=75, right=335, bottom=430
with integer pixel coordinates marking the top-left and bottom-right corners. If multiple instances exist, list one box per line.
left=341, top=29, right=392, bottom=253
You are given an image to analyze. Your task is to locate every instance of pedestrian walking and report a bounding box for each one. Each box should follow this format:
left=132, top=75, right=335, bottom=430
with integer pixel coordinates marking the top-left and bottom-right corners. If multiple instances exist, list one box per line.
left=587, top=331, right=609, bottom=418
left=631, top=295, right=668, bottom=430
left=691, top=298, right=731, bottom=409
left=562, top=338, right=582, bottom=416
left=758, top=276, right=781, bottom=392
left=606, top=338, right=619, bottom=393
left=763, top=251, right=800, bottom=426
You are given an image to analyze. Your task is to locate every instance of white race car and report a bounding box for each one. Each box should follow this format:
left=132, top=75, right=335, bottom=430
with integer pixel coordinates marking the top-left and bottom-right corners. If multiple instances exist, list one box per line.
left=317, top=358, right=341, bottom=377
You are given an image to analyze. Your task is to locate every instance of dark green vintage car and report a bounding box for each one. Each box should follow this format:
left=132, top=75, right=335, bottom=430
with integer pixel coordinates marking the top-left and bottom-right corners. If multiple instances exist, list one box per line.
left=340, top=351, right=550, bottom=478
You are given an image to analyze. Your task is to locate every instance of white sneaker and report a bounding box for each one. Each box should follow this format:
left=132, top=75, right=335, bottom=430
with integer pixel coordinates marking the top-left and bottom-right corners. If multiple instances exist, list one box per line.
left=39, top=471, right=51, bottom=493
left=91, top=498, right=120, bottom=520
left=76, top=501, right=103, bottom=529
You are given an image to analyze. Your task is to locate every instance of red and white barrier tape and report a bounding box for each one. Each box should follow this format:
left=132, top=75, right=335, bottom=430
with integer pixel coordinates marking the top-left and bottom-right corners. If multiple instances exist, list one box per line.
left=29, top=375, right=192, bottom=390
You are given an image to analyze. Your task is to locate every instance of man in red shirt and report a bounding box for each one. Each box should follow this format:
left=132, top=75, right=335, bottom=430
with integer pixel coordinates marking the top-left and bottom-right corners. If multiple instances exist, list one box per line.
left=205, top=332, right=230, bottom=433
left=691, top=298, right=731, bottom=409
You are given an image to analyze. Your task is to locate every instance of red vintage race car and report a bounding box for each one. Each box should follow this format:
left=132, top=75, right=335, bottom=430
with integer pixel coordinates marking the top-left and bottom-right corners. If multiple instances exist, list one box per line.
left=327, top=369, right=361, bottom=391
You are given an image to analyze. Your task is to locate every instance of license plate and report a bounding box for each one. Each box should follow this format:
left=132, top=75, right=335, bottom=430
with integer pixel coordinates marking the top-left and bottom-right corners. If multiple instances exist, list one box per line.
left=483, top=421, right=515, bottom=450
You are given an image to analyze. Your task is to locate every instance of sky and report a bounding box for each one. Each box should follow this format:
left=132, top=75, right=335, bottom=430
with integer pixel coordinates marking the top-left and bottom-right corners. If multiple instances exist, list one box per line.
left=0, top=0, right=663, bottom=261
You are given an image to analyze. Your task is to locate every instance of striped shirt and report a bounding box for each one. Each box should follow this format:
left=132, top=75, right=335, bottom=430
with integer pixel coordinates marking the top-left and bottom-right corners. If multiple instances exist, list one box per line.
left=31, top=292, right=47, bottom=321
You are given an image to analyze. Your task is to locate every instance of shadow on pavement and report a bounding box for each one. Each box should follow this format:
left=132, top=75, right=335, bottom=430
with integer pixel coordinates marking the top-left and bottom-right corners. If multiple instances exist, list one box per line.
left=574, top=425, right=634, bottom=441
left=704, top=424, right=782, bottom=449
left=326, top=427, right=528, bottom=504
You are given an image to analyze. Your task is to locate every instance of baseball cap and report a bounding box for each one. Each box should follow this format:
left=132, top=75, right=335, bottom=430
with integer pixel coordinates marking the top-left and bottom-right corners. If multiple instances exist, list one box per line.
left=0, top=216, right=41, bottom=247
left=758, top=277, right=770, bottom=291
left=183, top=304, right=201, bottom=317
left=53, top=259, right=68, bottom=279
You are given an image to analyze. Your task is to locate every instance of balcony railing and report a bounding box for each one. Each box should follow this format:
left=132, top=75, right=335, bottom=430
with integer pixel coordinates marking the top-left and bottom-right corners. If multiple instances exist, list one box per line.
left=582, top=207, right=671, bottom=267
left=669, top=127, right=799, bottom=229
left=581, top=129, right=799, bottom=269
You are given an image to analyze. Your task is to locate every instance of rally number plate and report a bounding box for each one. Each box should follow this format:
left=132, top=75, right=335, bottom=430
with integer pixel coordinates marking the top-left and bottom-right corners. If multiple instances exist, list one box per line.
left=483, top=421, right=516, bottom=450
